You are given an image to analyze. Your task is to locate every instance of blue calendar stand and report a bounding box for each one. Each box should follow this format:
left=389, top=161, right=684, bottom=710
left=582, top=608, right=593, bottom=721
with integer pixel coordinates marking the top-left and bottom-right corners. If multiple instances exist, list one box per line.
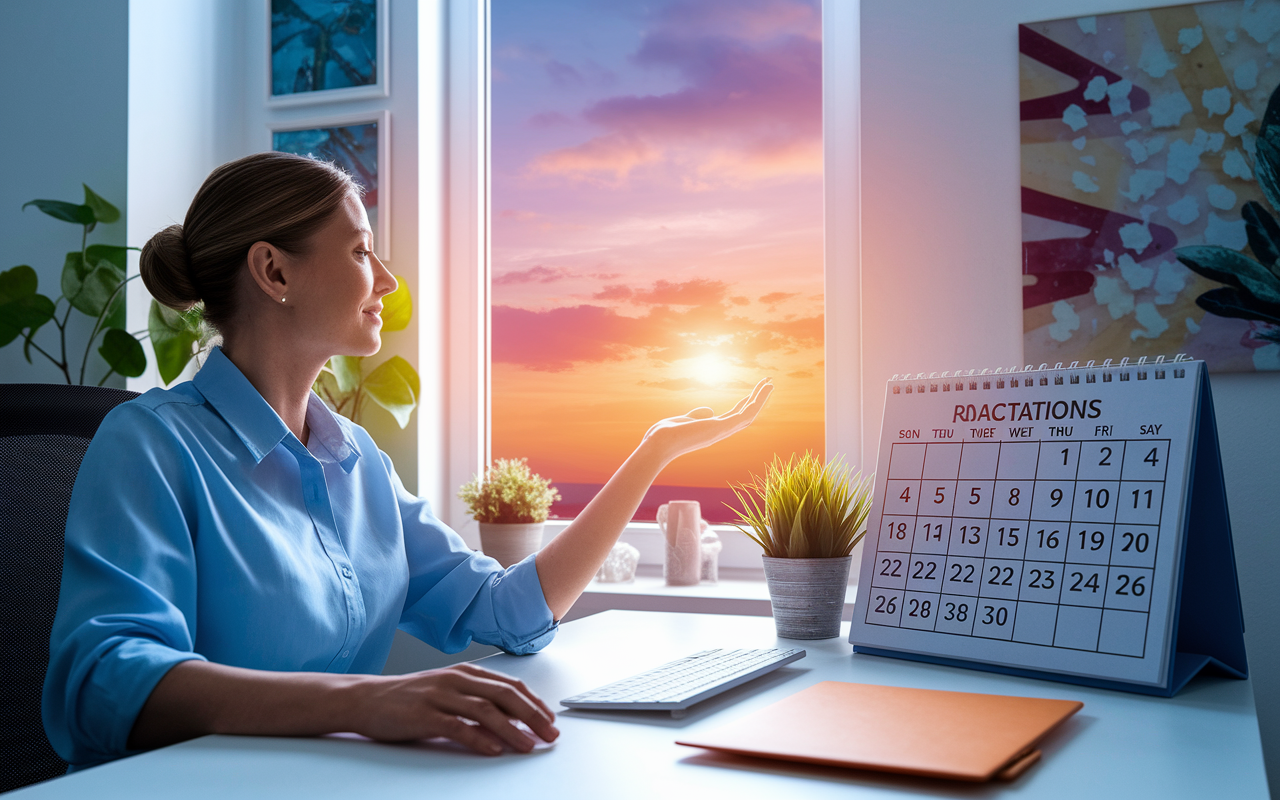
left=849, top=360, right=1247, bottom=697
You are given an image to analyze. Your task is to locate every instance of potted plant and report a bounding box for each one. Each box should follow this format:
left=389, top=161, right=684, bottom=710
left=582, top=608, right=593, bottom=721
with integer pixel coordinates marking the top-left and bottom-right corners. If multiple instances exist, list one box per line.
left=730, top=452, right=875, bottom=639
left=458, top=458, right=560, bottom=568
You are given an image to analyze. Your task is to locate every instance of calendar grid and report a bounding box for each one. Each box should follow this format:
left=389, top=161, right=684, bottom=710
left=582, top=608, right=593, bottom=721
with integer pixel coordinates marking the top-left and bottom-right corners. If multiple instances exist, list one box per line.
left=864, top=438, right=1170, bottom=659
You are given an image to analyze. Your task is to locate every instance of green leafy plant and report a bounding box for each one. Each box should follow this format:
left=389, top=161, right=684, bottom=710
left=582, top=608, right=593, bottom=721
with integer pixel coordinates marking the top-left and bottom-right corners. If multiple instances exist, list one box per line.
left=729, top=452, right=874, bottom=559
left=458, top=458, right=561, bottom=524
left=313, top=277, right=421, bottom=428
left=1175, top=80, right=1280, bottom=343
left=0, top=185, right=212, bottom=386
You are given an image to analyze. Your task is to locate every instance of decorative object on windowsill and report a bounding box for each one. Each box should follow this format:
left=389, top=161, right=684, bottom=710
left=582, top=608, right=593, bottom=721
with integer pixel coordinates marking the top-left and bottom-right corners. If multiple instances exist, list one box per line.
left=657, top=500, right=704, bottom=586
left=458, top=458, right=561, bottom=568
left=595, top=541, right=640, bottom=583
left=731, top=452, right=875, bottom=639
left=0, top=186, right=212, bottom=386
left=313, top=276, right=419, bottom=430
left=700, top=529, right=722, bottom=584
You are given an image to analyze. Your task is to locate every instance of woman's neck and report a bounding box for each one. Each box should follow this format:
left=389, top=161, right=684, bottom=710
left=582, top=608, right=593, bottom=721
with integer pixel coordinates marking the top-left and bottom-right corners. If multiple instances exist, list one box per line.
left=219, top=335, right=326, bottom=446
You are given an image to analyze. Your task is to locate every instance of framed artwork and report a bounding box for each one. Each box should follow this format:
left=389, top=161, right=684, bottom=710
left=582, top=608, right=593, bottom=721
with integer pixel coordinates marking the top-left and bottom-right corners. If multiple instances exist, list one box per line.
left=270, top=111, right=391, bottom=258
left=268, top=0, right=388, bottom=107
left=1021, top=1, right=1280, bottom=373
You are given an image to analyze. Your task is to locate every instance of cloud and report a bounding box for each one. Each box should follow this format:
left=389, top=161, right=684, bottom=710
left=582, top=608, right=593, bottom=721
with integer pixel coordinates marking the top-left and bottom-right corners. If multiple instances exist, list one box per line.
left=492, top=301, right=823, bottom=372
left=499, top=209, right=541, bottom=221
left=759, top=291, right=797, bottom=307
left=730, top=296, right=750, bottom=305
left=527, top=0, right=821, bottom=186
left=492, top=305, right=649, bottom=371
left=632, top=278, right=729, bottom=306
left=545, top=60, right=583, bottom=86
left=528, top=111, right=573, bottom=128
left=593, top=284, right=633, bottom=301
left=492, top=265, right=570, bottom=285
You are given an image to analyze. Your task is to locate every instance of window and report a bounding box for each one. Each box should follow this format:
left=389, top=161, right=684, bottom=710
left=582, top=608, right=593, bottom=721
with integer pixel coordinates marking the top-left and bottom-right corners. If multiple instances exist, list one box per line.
left=488, top=0, right=825, bottom=523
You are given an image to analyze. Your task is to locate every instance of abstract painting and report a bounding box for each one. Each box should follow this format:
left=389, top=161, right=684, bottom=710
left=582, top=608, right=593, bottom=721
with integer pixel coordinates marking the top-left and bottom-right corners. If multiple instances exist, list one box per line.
left=272, top=115, right=388, bottom=256
left=270, top=0, right=385, bottom=104
left=1022, top=1, right=1280, bottom=372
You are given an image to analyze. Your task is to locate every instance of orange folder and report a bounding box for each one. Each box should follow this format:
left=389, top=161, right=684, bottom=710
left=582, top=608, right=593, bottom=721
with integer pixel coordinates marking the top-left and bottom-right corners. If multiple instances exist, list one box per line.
left=675, top=681, right=1082, bottom=782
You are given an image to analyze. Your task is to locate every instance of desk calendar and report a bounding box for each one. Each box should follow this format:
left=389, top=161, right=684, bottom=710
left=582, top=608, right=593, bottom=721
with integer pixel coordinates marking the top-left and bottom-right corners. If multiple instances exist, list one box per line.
left=848, top=358, right=1247, bottom=696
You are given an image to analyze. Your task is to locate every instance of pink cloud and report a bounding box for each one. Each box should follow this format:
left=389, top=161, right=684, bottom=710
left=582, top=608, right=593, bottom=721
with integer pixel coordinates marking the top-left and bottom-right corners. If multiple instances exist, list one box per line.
left=527, top=0, right=820, bottom=185
left=493, top=265, right=570, bottom=285
left=492, top=305, right=650, bottom=371
left=759, top=291, right=798, bottom=307
left=492, top=300, right=822, bottom=373
left=632, top=278, right=728, bottom=306
left=593, top=284, right=634, bottom=301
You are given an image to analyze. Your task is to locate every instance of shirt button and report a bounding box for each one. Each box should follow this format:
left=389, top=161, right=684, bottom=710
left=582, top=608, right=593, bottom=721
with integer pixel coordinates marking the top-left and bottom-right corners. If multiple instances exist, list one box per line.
left=342, top=567, right=353, bottom=578
left=342, top=650, right=350, bottom=658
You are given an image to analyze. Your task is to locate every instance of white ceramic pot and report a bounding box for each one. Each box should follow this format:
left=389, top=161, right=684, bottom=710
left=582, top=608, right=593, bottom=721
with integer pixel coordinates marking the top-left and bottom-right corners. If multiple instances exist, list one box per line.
left=477, top=522, right=545, bottom=568
left=761, top=555, right=853, bottom=639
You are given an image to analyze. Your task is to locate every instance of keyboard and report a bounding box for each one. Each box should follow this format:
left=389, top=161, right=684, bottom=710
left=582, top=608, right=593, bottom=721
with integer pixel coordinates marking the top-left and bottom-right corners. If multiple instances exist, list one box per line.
left=561, top=648, right=806, bottom=718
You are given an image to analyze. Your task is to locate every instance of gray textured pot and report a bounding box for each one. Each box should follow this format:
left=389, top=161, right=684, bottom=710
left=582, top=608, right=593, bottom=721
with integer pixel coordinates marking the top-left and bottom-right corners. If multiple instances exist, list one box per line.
left=761, top=555, right=852, bottom=639
left=478, top=522, right=545, bottom=568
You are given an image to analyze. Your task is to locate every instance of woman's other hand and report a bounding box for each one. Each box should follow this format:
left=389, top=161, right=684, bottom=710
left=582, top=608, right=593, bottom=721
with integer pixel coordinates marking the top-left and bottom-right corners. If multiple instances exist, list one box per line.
left=640, top=377, right=773, bottom=465
left=350, top=662, right=559, bottom=755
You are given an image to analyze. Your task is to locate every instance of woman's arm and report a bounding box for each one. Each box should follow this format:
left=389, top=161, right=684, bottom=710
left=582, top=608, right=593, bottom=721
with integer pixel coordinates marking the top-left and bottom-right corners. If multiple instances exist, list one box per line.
left=129, top=659, right=559, bottom=756
left=534, top=379, right=773, bottom=619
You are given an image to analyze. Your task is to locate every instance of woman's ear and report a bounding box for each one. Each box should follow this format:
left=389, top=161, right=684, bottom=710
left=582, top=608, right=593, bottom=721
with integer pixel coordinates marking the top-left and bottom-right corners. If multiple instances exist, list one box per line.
left=245, top=241, right=289, bottom=304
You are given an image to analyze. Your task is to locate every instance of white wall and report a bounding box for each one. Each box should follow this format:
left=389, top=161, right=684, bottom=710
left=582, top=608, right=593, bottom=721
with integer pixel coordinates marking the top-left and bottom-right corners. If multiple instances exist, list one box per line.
left=862, top=0, right=1280, bottom=784
left=0, top=0, right=129, bottom=387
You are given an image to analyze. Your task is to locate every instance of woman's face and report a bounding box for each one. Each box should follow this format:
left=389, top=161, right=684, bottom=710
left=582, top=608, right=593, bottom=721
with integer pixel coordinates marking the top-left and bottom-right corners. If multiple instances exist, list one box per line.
left=291, top=192, right=397, bottom=359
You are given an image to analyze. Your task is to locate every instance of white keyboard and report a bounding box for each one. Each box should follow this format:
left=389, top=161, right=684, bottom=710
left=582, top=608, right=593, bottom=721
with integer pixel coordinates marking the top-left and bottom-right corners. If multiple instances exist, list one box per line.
left=561, top=648, right=806, bottom=718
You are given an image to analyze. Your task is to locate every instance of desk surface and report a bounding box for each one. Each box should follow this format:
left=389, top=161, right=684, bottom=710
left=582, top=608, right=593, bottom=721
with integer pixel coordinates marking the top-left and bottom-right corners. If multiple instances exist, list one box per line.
left=15, top=611, right=1269, bottom=799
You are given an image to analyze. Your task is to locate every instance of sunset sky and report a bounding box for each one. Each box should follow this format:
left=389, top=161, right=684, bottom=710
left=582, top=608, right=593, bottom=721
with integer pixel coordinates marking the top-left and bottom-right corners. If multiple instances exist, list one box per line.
left=490, top=0, right=824, bottom=519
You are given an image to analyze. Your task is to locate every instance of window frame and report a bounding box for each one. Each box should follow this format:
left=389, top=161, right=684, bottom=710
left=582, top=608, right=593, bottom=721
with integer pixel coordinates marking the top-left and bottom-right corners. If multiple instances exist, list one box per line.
left=442, top=0, right=862, bottom=571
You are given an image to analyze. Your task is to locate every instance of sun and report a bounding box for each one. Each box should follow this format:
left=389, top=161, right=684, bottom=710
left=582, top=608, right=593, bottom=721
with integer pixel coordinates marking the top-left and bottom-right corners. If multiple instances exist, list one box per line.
left=689, top=353, right=734, bottom=387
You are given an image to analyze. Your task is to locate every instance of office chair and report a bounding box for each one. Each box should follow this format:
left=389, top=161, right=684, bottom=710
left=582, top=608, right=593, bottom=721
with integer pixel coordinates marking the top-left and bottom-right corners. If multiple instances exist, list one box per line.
left=0, top=383, right=138, bottom=793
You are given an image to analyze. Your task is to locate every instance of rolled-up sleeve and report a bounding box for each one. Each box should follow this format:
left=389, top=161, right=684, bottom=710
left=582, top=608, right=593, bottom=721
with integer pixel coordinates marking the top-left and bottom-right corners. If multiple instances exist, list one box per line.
left=43, top=404, right=207, bottom=768
left=387, top=454, right=557, bottom=656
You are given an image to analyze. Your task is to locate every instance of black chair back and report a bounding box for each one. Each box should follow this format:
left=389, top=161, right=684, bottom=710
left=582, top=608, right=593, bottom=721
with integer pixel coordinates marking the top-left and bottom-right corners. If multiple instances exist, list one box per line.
left=0, top=383, right=138, bottom=792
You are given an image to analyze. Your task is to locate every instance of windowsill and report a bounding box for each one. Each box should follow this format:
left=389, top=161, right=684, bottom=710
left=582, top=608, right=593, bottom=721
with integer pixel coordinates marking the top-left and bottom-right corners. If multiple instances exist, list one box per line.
left=567, top=565, right=860, bottom=622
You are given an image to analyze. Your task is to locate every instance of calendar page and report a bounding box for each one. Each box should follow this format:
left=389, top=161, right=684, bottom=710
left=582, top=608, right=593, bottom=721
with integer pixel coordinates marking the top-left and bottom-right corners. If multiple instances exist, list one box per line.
left=849, top=361, right=1202, bottom=688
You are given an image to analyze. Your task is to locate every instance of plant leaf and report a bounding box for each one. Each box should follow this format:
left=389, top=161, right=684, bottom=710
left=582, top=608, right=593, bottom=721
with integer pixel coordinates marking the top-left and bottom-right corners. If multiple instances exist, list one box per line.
left=85, top=244, right=129, bottom=272
left=1196, top=287, right=1280, bottom=326
left=1255, top=136, right=1280, bottom=216
left=98, top=328, right=146, bottom=378
left=0, top=265, right=55, bottom=347
left=23, top=199, right=97, bottom=227
left=1175, top=245, right=1280, bottom=305
left=82, top=185, right=120, bottom=224
left=331, top=355, right=362, bottom=393
left=380, top=275, right=412, bottom=332
left=1243, top=201, right=1280, bottom=272
left=65, top=259, right=126, bottom=317
left=148, top=300, right=200, bottom=384
left=361, top=355, right=420, bottom=428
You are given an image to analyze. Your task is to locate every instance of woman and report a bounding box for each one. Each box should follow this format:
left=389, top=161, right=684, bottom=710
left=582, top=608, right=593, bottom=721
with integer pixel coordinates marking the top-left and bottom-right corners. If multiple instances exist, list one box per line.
left=42, top=152, right=771, bottom=769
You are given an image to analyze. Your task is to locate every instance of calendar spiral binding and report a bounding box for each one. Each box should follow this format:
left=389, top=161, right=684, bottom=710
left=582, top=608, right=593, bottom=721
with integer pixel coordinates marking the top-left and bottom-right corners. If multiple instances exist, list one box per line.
left=888, top=354, right=1198, bottom=395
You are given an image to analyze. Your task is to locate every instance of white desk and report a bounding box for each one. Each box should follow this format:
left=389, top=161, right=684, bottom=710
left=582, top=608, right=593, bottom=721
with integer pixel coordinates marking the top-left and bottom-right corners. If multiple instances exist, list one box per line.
left=14, top=611, right=1269, bottom=799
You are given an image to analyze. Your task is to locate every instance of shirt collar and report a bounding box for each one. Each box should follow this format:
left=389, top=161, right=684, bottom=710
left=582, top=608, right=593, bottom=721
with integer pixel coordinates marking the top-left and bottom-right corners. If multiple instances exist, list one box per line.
left=194, top=347, right=362, bottom=472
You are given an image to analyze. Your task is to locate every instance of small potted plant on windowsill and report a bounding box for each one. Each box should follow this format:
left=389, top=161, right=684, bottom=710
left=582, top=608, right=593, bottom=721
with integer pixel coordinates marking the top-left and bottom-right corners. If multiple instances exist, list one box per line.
left=458, top=458, right=561, bottom=568
left=730, top=452, right=875, bottom=639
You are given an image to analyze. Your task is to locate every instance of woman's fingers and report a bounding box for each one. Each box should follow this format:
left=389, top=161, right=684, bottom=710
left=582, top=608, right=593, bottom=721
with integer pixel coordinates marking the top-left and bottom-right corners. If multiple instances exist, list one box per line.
left=451, top=664, right=558, bottom=738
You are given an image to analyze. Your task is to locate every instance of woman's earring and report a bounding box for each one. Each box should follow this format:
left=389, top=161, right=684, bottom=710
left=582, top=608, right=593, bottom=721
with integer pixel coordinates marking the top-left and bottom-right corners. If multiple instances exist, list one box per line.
left=280, top=296, right=286, bottom=304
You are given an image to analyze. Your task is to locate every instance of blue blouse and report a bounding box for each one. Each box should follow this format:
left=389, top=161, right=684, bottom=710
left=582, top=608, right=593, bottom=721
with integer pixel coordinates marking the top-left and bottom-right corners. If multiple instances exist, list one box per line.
left=42, top=347, right=556, bottom=768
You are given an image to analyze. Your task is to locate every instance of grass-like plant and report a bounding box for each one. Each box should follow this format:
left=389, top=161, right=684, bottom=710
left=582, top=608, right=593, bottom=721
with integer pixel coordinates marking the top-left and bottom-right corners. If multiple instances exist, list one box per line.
left=729, top=452, right=875, bottom=559
left=458, top=458, right=561, bottom=524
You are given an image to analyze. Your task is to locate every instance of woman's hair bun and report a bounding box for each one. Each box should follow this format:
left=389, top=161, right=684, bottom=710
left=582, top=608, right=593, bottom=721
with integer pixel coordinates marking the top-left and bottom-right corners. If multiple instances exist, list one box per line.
left=139, top=224, right=200, bottom=311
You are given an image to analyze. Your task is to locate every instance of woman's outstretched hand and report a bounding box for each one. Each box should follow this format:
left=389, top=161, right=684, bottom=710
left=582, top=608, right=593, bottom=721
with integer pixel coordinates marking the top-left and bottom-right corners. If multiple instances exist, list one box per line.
left=640, top=377, right=774, bottom=464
